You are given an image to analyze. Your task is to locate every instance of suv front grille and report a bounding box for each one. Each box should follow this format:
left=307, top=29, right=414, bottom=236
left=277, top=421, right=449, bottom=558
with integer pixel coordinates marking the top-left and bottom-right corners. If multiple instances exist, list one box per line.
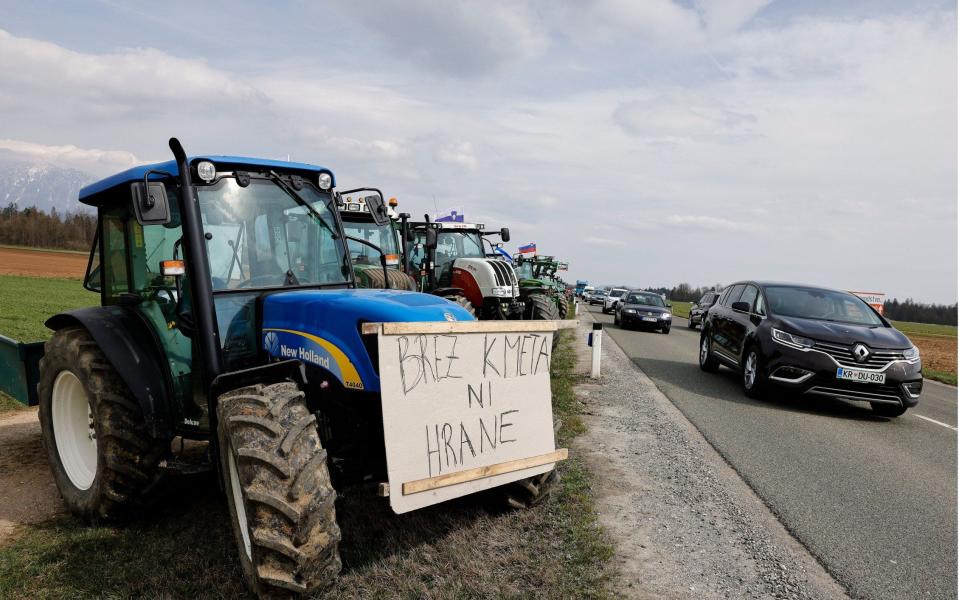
left=812, top=340, right=906, bottom=370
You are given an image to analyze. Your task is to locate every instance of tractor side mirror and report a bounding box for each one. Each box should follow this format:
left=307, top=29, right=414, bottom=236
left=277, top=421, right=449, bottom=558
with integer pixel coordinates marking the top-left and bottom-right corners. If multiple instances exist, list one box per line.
left=406, top=228, right=416, bottom=242
left=425, top=227, right=438, bottom=249
left=500, top=227, right=510, bottom=242
left=365, top=193, right=390, bottom=227
left=130, top=182, right=170, bottom=225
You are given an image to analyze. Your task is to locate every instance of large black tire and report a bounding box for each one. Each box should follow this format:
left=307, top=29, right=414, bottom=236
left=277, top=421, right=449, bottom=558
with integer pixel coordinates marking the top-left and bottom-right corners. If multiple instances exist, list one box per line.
left=217, top=382, right=341, bottom=598
left=526, top=294, right=559, bottom=321
left=699, top=331, right=720, bottom=373
left=871, top=402, right=908, bottom=417
left=557, top=297, right=569, bottom=319
left=742, top=345, right=767, bottom=399
left=38, top=326, right=167, bottom=522
left=449, top=294, right=477, bottom=318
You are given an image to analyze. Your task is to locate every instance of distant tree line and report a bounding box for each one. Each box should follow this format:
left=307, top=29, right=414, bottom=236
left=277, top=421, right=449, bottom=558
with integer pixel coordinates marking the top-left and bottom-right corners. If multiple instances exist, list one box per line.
left=883, top=298, right=957, bottom=326
left=645, top=283, right=725, bottom=303
left=0, top=204, right=96, bottom=252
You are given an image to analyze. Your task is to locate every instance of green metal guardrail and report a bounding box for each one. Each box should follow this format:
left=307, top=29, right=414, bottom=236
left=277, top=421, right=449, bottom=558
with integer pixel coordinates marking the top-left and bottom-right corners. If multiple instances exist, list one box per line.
left=0, top=334, right=44, bottom=406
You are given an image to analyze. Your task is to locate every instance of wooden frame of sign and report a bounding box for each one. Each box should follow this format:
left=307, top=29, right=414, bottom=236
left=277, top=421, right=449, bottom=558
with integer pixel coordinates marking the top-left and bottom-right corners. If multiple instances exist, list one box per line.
left=364, top=319, right=576, bottom=514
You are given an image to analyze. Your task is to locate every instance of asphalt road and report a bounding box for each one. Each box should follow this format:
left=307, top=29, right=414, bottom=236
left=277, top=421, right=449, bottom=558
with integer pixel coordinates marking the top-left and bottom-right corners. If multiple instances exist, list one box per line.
left=584, top=303, right=958, bottom=600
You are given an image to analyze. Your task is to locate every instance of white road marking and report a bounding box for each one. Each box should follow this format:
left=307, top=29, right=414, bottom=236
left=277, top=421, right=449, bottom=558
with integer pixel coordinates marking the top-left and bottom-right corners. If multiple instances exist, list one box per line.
left=912, top=414, right=958, bottom=431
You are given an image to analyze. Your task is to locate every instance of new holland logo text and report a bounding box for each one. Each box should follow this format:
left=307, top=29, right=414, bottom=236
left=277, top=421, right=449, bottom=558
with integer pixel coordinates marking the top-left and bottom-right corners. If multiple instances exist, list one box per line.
left=277, top=343, right=331, bottom=369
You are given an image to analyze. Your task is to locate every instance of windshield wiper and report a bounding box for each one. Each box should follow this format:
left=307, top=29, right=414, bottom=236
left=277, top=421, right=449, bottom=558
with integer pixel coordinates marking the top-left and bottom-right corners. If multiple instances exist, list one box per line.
left=266, top=171, right=340, bottom=241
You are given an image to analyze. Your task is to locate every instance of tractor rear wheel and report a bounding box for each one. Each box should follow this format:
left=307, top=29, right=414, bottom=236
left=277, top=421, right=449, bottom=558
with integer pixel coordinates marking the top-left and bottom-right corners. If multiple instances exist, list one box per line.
left=526, top=294, right=559, bottom=321
left=557, top=297, right=569, bottom=319
left=38, top=326, right=167, bottom=522
left=217, top=382, right=341, bottom=598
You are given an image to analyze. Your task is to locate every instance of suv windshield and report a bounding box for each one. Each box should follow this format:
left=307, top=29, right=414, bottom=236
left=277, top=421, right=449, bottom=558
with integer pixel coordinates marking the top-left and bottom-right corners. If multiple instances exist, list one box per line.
left=197, top=177, right=349, bottom=289
left=342, top=218, right=399, bottom=265
left=626, top=292, right=665, bottom=307
left=610, top=289, right=626, bottom=298
left=764, top=286, right=883, bottom=326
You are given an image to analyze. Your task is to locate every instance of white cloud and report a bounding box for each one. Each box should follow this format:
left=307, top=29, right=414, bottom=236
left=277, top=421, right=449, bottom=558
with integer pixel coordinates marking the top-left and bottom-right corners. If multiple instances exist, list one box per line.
left=0, top=28, right=266, bottom=116
left=665, top=214, right=756, bottom=233
left=0, top=138, right=139, bottom=174
left=436, top=141, right=479, bottom=171
left=325, top=1, right=548, bottom=76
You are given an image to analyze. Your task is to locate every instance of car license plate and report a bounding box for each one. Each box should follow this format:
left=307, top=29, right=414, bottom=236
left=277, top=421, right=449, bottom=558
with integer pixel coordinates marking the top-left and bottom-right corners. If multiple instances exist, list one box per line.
left=836, top=368, right=885, bottom=384
left=642, top=317, right=658, bottom=322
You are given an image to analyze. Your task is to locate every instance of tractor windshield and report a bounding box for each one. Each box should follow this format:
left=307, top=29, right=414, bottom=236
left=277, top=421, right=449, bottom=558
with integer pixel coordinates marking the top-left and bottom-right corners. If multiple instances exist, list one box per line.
left=196, top=178, right=349, bottom=290
left=342, top=218, right=400, bottom=266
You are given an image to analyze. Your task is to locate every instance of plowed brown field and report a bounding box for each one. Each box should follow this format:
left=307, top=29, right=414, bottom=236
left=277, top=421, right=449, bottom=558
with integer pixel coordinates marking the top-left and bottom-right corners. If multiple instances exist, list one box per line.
left=0, top=247, right=87, bottom=278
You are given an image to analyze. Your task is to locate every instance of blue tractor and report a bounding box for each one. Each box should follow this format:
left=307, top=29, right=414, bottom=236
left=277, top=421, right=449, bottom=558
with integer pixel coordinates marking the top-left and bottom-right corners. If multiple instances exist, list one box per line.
left=29, top=139, right=557, bottom=597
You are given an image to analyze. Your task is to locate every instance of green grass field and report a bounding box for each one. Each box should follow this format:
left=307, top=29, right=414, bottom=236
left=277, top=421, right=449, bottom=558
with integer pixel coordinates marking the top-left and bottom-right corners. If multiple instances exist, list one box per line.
left=669, top=301, right=693, bottom=319
left=0, top=275, right=98, bottom=342
left=889, top=320, right=958, bottom=338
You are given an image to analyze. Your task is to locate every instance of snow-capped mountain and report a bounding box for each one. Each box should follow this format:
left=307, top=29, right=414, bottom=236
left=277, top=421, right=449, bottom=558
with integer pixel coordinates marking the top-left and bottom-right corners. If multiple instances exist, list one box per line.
left=0, top=162, right=95, bottom=214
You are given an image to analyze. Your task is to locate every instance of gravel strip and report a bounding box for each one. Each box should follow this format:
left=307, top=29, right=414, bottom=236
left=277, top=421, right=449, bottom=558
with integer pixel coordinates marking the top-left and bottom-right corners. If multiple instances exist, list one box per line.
left=571, top=312, right=850, bottom=599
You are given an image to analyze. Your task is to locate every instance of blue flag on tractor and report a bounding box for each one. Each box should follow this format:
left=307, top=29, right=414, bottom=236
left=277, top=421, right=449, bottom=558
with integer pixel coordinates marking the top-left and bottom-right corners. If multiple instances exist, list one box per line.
left=434, top=208, right=465, bottom=222
left=495, top=246, right=513, bottom=261
left=518, top=242, right=536, bottom=254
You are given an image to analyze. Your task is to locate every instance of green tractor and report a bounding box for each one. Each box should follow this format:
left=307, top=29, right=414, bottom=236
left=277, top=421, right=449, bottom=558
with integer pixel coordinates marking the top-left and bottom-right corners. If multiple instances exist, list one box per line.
left=336, top=189, right=416, bottom=290
left=513, top=254, right=569, bottom=320
left=0, top=139, right=566, bottom=598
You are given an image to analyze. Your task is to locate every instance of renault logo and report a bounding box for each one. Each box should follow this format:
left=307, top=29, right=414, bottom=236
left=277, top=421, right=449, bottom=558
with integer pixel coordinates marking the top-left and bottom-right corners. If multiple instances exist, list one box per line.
left=852, top=343, right=870, bottom=363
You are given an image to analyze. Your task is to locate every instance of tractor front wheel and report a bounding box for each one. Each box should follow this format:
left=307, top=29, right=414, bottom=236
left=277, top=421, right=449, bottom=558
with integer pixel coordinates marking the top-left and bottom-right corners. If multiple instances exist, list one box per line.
left=449, top=294, right=477, bottom=318
left=217, top=382, right=341, bottom=598
left=526, top=294, right=559, bottom=321
left=38, top=326, right=167, bottom=522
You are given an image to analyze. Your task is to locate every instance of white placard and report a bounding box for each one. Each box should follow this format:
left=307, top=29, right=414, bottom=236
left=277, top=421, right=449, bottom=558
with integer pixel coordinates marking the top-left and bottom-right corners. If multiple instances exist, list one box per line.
left=377, top=324, right=561, bottom=514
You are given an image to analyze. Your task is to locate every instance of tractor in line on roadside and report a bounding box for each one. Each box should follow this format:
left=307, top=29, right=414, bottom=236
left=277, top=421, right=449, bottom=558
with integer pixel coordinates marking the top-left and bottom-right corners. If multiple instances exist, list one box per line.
left=513, top=254, right=571, bottom=321
left=0, top=139, right=565, bottom=598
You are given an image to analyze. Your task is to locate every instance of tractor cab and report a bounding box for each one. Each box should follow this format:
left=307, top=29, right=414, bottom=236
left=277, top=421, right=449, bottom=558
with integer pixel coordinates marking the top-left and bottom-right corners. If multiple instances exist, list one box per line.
left=335, top=190, right=415, bottom=290
left=406, top=219, right=522, bottom=319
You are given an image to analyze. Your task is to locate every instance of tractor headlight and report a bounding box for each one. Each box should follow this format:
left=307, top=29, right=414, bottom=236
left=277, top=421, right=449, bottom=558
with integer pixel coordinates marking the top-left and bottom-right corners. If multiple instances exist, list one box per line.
left=196, top=161, right=216, bottom=182
left=318, top=172, right=333, bottom=191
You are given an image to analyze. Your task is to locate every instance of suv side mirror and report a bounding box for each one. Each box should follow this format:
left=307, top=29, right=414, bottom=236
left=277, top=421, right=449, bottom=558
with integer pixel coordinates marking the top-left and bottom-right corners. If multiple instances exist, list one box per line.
left=425, top=227, right=438, bottom=249
left=131, top=182, right=170, bottom=225
left=500, top=227, right=510, bottom=242
left=732, top=301, right=750, bottom=312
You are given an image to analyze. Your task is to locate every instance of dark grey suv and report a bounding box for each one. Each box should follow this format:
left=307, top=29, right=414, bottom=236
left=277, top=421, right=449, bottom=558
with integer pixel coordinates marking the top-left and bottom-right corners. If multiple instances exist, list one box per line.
left=687, top=290, right=720, bottom=329
left=699, top=281, right=922, bottom=417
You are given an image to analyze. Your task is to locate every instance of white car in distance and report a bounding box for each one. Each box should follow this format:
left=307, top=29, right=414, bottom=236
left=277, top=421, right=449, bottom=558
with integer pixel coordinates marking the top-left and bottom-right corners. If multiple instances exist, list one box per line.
left=602, top=288, right=629, bottom=314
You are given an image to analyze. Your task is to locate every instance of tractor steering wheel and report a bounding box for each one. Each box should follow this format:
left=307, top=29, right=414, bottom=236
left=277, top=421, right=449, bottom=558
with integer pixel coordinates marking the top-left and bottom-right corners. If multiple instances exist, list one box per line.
left=235, top=274, right=286, bottom=289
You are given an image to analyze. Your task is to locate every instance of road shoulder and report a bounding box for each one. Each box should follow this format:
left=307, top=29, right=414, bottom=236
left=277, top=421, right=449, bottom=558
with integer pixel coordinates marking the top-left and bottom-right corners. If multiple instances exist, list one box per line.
left=571, top=311, right=849, bottom=599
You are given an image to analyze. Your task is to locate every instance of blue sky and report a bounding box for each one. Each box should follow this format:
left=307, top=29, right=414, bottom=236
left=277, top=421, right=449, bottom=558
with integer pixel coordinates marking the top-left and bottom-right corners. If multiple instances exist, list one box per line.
left=0, top=0, right=955, bottom=302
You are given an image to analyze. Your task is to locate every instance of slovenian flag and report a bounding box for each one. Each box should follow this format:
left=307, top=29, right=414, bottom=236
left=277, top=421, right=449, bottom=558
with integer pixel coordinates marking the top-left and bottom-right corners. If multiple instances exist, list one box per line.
left=435, top=208, right=465, bottom=222
left=518, top=242, right=536, bottom=254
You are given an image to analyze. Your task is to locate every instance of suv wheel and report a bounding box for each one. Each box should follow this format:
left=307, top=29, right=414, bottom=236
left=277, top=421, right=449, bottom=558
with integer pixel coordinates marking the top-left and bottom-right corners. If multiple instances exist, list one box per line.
left=699, top=332, right=719, bottom=372
left=687, top=315, right=697, bottom=329
left=742, top=346, right=766, bottom=398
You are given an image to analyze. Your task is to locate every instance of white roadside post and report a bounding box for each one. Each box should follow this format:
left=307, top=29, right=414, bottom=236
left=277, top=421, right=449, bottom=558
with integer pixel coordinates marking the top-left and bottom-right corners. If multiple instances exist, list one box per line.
left=590, top=322, right=602, bottom=378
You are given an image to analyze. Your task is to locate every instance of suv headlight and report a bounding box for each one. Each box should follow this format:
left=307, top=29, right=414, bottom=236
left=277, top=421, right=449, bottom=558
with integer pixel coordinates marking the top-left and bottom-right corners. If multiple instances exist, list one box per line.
left=772, top=328, right=814, bottom=349
left=903, top=345, right=920, bottom=362
left=625, top=308, right=636, bottom=313
left=662, top=312, right=672, bottom=319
